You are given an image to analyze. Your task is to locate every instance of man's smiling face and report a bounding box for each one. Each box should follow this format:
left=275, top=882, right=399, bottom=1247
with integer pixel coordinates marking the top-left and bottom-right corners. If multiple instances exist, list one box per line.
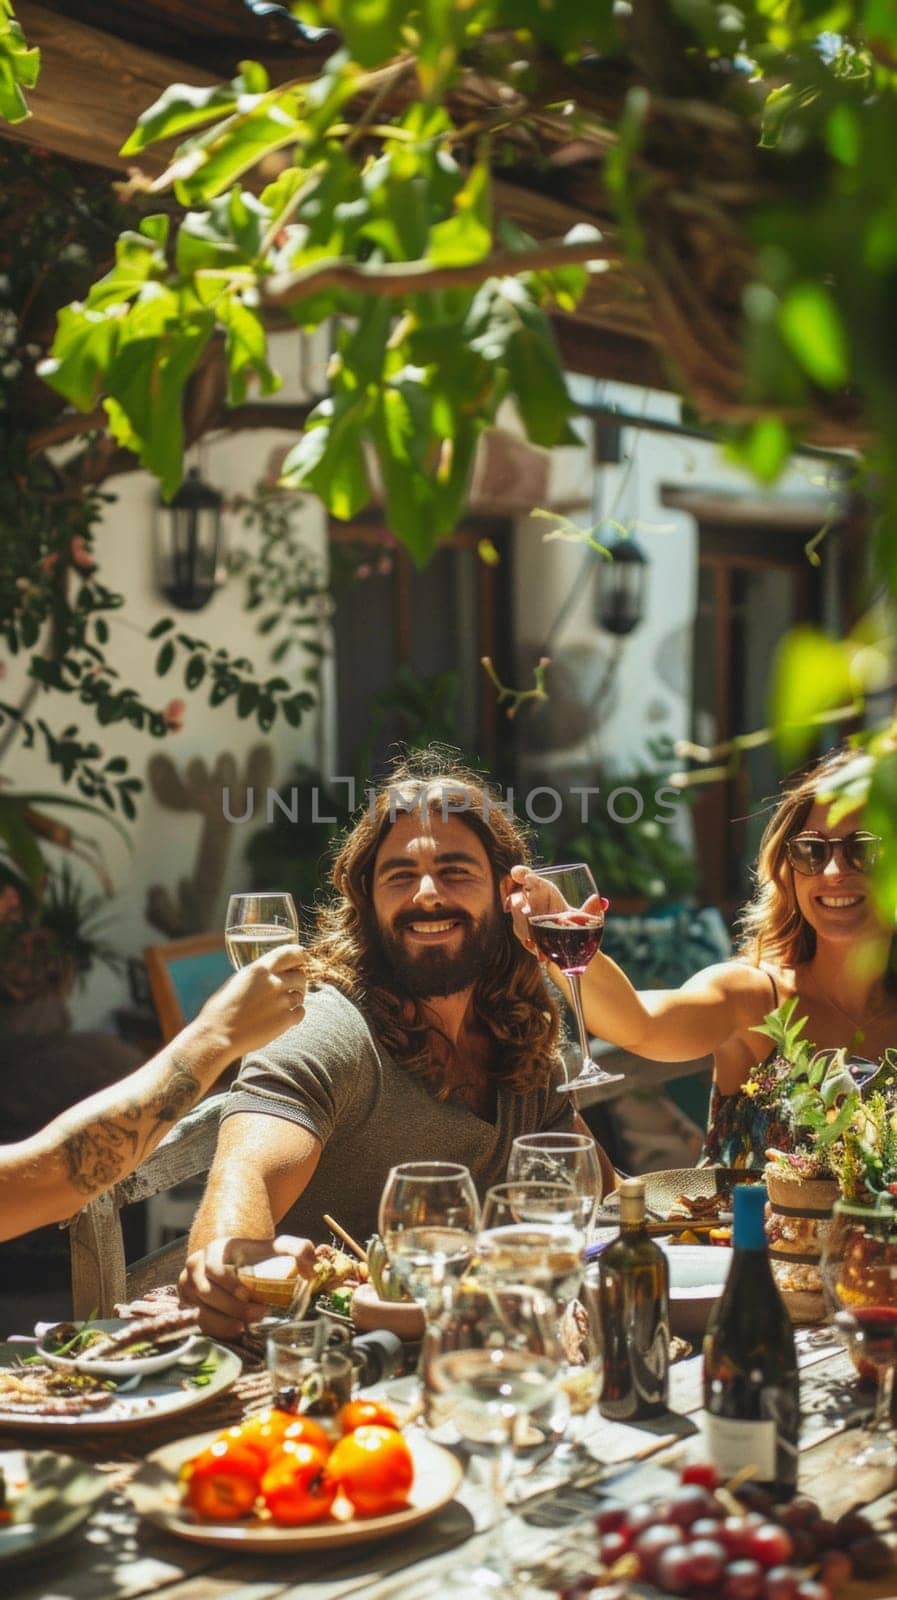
left=371, top=808, right=509, bottom=998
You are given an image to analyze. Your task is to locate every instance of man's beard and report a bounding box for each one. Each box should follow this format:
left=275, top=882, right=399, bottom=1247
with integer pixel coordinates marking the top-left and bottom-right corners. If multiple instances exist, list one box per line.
left=378, top=906, right=507, bottom=998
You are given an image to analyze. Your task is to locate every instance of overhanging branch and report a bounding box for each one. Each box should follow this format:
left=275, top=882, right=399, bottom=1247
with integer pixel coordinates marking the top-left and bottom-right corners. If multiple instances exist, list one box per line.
left=261, top=236, right=615, bottom=307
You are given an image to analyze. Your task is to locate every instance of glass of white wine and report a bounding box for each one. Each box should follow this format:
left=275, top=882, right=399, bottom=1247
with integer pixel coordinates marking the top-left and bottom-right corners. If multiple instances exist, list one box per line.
left=225, top=892, right=299, bottom=969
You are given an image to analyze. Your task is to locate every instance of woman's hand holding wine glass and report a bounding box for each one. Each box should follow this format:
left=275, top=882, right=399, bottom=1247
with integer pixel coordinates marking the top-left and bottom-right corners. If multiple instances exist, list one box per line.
left=512, top=863, right=623, bottom=1095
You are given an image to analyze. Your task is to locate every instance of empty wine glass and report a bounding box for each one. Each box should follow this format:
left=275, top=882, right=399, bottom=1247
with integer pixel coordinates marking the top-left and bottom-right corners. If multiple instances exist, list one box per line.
left=820, top=1197, right=897, bottom=1468
left=481, top=1177, right=595, bottom=1463
left=225, top=892, right=299, bottom=969
left=478, top=1180, right=587, bottom=1305
left=508, top=1130, right=604, bottom=1220
left=429, top=1283, right=563, bottom=1598
left=528, top=863, right=623, bottom=1095
left=379, top=1161, right=480, bottom=1318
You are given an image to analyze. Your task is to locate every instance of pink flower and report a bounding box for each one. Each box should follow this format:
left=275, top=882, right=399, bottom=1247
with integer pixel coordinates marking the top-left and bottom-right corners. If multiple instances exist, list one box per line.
left=163, top=698, right=186, bottom=732
left=70, top=536, right=96, bottom=573
left=40, top=552, right=60, bottom=576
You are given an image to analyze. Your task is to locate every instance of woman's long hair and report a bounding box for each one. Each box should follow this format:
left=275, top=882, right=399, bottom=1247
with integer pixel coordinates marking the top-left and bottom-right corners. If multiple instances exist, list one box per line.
left=739, top=746, right=897, bottom=987
left=305, top=752, right=563, bottom=1094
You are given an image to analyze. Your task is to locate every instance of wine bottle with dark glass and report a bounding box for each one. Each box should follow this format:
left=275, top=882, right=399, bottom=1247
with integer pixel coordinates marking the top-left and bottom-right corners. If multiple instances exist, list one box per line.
left=597, top=1177, right=670, bottom=1419
left=702, top=1183, right=799, bottom=1497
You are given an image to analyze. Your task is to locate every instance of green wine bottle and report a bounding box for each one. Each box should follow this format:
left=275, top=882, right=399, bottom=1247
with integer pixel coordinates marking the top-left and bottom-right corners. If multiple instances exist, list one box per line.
left=598, top=1177, right=670, bottom=1419
left=702, top=1183, right=799, bottom=1496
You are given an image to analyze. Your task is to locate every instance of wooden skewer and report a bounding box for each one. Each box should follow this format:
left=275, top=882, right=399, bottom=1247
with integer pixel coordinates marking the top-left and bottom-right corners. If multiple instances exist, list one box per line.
left=323, top=1213, right=368, bottom=1263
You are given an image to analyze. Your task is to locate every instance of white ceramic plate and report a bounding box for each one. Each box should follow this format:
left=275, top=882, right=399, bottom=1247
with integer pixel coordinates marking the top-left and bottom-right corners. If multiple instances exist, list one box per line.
left=38, top=1319, right=199, bottom=1379
left=129, top=1426, right=463, bottom=1552
left=0, top=1448, right=107, bottom=1565
left=0, top=1330, right=241, bottom=1433
left=662, top=1243, right=732, bottom=1337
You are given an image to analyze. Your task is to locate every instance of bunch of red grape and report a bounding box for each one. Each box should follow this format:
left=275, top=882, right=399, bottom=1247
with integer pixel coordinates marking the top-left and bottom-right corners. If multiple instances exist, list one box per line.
left=559, top=1464, right=894, bottom=1600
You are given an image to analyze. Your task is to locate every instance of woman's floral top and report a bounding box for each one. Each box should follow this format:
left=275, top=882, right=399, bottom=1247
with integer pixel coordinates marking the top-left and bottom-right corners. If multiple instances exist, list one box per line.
left=700, top=1052, right=795, bottom=1170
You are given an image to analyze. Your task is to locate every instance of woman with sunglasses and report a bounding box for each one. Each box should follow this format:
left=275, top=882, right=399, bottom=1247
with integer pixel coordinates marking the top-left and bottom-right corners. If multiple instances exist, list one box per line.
left=508, top=747, right=897, bottom=1169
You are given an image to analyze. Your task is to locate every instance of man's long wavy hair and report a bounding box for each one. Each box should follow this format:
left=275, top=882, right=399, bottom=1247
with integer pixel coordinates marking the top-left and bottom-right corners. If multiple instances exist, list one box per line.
left=739, top=746, right=897, bottom=988
left=305, top=753, right=562, bottom=1095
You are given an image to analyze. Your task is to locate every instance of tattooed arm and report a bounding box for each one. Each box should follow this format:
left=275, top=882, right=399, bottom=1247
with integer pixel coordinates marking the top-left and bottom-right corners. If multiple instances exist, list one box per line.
left=0, top=943, right=307, bottom=1243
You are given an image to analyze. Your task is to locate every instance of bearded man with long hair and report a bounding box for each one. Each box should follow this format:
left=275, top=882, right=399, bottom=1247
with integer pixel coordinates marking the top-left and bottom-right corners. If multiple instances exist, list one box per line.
left=181, top=751, right=612, bottom=1339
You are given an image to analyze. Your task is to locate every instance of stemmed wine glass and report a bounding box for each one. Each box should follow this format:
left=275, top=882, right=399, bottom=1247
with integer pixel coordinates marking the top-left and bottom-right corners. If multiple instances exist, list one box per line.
left=225, top=892, right=299, bottom=969
left=820, top=1197, right=897, bottom=1468
left=508, top=1131, right=604, bottom=1219
left=429, top=1283, right=563, bottom=1598
left=480, top=1178, right=596, bottom=1458
left=378, top=1161, right=480, bottom=1378
left=528, top=863, right=623, bottom=1095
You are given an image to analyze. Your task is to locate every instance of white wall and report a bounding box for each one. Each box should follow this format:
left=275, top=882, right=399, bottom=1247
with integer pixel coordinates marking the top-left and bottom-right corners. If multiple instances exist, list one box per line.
left=4, top=332, right=331, bottom=1029
left=512, top=376, right=838, bottom=788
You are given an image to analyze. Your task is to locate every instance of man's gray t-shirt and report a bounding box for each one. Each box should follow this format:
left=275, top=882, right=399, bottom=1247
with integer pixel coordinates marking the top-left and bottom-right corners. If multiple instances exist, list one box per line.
left=222, top=984, right=574, bottom=1245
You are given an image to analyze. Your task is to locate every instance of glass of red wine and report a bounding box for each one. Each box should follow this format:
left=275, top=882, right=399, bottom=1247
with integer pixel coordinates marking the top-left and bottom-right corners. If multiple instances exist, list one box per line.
left=820, top=1197, right=897, bottom=1467
left=529, top=862, right=624, bottom=1096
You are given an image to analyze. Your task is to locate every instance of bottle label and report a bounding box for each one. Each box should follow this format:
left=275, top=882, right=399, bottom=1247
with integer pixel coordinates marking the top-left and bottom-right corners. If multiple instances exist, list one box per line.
left=703, top=1413, right=777, bottom=1479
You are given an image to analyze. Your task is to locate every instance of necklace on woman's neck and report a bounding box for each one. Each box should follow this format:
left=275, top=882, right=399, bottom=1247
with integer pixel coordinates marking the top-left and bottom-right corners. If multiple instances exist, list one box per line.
left=807, top=977, right=894, bottom=1033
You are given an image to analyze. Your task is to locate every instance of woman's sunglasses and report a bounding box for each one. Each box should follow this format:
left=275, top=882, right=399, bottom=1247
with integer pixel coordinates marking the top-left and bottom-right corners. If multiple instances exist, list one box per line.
left=786, top=831, right=882, bottom=876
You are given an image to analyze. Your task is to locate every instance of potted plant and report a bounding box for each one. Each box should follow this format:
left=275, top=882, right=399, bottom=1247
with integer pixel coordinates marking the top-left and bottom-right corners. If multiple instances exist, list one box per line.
left=0, top=863, right=122, bottom=1025
left=750, top=1000, right=897, bottom=1324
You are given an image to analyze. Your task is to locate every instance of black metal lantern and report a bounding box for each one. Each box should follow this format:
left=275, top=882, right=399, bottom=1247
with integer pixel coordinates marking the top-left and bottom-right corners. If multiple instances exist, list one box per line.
left=594, top=534, right=649, bottom=636
left=156, top=467, right=224, bottom=611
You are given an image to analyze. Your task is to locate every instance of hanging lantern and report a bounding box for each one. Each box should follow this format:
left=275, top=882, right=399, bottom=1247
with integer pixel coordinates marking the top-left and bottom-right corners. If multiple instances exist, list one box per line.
left=594, top=535, right=649, bottom=636
left=155, top=467, right=224, bottom=611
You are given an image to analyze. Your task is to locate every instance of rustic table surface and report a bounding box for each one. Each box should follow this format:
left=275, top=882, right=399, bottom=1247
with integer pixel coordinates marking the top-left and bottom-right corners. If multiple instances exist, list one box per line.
left=2, top=1323, right=896, bottom=1600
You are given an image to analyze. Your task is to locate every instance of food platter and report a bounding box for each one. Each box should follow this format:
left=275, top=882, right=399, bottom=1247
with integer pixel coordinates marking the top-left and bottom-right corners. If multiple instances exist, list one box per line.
left=0, top=1326, right=241, bottom=1434
left=129, top=1426, right=463, bottom=1552
left=0, top=1448, right=106, bottom=1565
left=38, top=1319, right=199, bottom=1379
left=595, top=1167, right=754, bottom=1227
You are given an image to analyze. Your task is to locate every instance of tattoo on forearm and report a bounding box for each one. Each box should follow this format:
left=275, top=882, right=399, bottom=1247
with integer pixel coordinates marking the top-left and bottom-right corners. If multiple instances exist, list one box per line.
left=61, top=1054, right=202, bottom=1198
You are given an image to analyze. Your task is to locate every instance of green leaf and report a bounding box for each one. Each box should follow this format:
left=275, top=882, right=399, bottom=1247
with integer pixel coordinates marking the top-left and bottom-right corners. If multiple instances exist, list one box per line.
left=0, top=796, right=46, bottom=892
left=865, top=750, right=897, bottom=925
left=280, top=395, right=371, bottom=521
left=221, top=298, right=280, bottom=405
left=726, top=415, right=792, bottom=484
left=779, top=282, right=848, bottom=389
left=121, top=66, right=269, bottom=155
left=769, top=627, right=856, bottom=766
left=427, top=161, right=492, bottom=267
left=155, top=640, right=175, bottom=676
left=0, top=4, right=40, bottom=125
left=148, top=617, right=175, bottom=639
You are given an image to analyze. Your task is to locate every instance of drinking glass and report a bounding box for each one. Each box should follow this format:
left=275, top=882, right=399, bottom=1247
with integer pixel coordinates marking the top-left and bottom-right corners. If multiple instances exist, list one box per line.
left=266, top=1318, right=354, bottom=1416
left=508, top=1130, right=604, bottom=1220
left=480, top=1178, right=595, bottom=1462
left=479, top=1180, right=586, bottom=1293
left=225, top=891, right=299, bottom=969
left=379, top=1162, right=480, bottom=1319
left=529, top=863, right=623, bottom=1094
left=429, top=1284, right=563, bottom=1598
left=820, top=1197, right=897, bottom=1468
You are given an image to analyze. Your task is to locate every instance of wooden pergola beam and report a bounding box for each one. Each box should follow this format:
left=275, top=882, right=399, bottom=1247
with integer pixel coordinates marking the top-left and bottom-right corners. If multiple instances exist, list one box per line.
left=6, top=3, right=220, bottom=172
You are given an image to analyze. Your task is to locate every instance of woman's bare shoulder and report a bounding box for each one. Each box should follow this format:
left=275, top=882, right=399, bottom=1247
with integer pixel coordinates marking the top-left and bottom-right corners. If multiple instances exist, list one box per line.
left=682, top=958, right=779, bottom=1001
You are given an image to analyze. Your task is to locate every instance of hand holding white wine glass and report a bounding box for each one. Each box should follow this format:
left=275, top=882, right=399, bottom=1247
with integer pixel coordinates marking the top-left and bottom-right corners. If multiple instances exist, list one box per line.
left=527, top=863, right=624, bottom=1095
left=225, top=892, right=300, bottom=969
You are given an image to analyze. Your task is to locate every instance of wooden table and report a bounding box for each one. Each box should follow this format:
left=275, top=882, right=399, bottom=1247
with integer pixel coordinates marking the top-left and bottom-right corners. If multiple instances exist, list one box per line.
left=3, top=1328, right=897, bottom=1600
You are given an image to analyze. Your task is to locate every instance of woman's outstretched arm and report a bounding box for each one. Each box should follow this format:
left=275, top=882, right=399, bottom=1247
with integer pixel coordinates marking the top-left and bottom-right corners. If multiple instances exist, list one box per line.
left=507, top=866, right=772, bottom=1062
